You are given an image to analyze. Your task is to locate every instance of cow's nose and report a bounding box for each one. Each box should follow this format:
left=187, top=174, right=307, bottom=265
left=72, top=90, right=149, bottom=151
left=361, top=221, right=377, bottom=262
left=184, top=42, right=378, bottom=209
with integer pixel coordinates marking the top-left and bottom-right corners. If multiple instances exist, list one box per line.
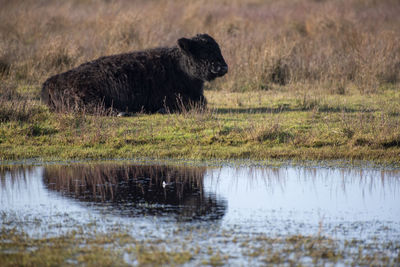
left=220, top=65, right=228, bottom=75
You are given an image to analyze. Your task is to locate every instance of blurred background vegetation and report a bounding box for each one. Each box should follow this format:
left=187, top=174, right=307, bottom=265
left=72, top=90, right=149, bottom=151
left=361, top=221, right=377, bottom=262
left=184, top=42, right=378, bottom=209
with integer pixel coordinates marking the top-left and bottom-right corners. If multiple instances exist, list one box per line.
left=1, top=0, right=399, bottom=93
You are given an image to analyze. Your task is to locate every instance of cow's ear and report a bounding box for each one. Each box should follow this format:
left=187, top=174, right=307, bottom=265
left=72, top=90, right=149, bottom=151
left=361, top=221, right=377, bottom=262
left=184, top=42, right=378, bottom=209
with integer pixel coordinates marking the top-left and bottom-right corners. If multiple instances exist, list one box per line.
left=178, top=38, right=194, bottom=55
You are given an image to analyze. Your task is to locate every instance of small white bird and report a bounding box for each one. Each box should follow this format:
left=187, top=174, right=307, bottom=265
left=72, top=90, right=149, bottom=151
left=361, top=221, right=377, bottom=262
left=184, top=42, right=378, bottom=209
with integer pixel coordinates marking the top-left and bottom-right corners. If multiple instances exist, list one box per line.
left=162, top=181, right=174, bottom=188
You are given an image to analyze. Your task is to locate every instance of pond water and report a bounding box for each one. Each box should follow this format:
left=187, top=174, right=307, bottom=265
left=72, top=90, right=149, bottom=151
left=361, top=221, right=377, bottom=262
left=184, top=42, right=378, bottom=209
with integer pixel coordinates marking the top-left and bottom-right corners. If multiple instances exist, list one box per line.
left=1, top=161, right=400, bottom=264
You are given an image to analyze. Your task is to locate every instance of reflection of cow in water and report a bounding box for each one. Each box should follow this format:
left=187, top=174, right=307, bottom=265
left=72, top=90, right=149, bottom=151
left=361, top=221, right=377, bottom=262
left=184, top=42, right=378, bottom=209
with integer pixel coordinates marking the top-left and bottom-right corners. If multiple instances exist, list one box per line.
left=42, top=163, right=226, bottom=221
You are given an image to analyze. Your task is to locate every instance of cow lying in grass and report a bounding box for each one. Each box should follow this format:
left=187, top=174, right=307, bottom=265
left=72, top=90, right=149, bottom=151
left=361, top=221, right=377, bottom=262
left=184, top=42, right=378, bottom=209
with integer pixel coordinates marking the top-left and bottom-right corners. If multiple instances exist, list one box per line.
left=41, top=33, right=228, bottom=114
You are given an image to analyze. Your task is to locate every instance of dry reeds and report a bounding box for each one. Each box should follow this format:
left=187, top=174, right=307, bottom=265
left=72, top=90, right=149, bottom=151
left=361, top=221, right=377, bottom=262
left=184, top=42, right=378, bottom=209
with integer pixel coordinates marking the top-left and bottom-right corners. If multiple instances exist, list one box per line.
left=0, top=0, right=399, bottom=95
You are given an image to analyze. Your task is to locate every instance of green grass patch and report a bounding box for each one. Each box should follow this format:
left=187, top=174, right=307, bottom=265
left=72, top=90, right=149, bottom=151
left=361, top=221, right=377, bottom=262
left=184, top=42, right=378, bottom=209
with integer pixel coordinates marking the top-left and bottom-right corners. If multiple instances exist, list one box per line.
left=1, top=89, right=400, bottom=164
left=1, top=227, right=399, bottom=266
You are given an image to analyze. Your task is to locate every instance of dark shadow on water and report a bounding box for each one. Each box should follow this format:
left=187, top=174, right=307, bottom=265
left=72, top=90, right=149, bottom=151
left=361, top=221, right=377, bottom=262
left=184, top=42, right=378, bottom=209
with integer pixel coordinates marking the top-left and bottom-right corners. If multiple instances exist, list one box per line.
left=42, top=163, right=227, bottom=222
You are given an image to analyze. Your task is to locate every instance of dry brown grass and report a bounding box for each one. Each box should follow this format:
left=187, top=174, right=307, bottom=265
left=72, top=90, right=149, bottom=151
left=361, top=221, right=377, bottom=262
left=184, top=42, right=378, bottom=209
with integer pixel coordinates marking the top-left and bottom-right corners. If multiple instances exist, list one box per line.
left=0, top=0, right=399, bottom=94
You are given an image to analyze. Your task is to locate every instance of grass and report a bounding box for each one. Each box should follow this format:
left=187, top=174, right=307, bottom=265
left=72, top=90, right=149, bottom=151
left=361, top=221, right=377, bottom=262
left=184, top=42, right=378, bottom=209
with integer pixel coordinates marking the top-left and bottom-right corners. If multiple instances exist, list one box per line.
left=1, top=85, right=400, bottom=164
left=1, top=226, right=399, bottom=266
left=0, top=0, right=399, bottom=164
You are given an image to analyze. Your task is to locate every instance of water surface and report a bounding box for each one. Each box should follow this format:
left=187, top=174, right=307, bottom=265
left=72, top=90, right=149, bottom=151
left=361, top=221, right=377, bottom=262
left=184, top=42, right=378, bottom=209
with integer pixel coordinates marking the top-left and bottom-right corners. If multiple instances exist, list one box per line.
left=1, top=162, right=399, bottom=263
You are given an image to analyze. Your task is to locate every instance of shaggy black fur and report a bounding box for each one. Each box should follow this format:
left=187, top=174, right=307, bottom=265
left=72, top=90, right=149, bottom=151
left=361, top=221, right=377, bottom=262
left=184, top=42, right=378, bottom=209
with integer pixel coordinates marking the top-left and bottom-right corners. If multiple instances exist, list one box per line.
left=41, top=34, right=228, bottom=113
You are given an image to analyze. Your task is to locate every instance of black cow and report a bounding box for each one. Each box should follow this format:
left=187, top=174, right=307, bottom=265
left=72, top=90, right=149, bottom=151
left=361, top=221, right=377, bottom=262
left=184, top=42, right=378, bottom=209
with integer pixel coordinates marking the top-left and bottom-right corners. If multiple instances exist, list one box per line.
left=41, top=34, right=228, bottom=114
